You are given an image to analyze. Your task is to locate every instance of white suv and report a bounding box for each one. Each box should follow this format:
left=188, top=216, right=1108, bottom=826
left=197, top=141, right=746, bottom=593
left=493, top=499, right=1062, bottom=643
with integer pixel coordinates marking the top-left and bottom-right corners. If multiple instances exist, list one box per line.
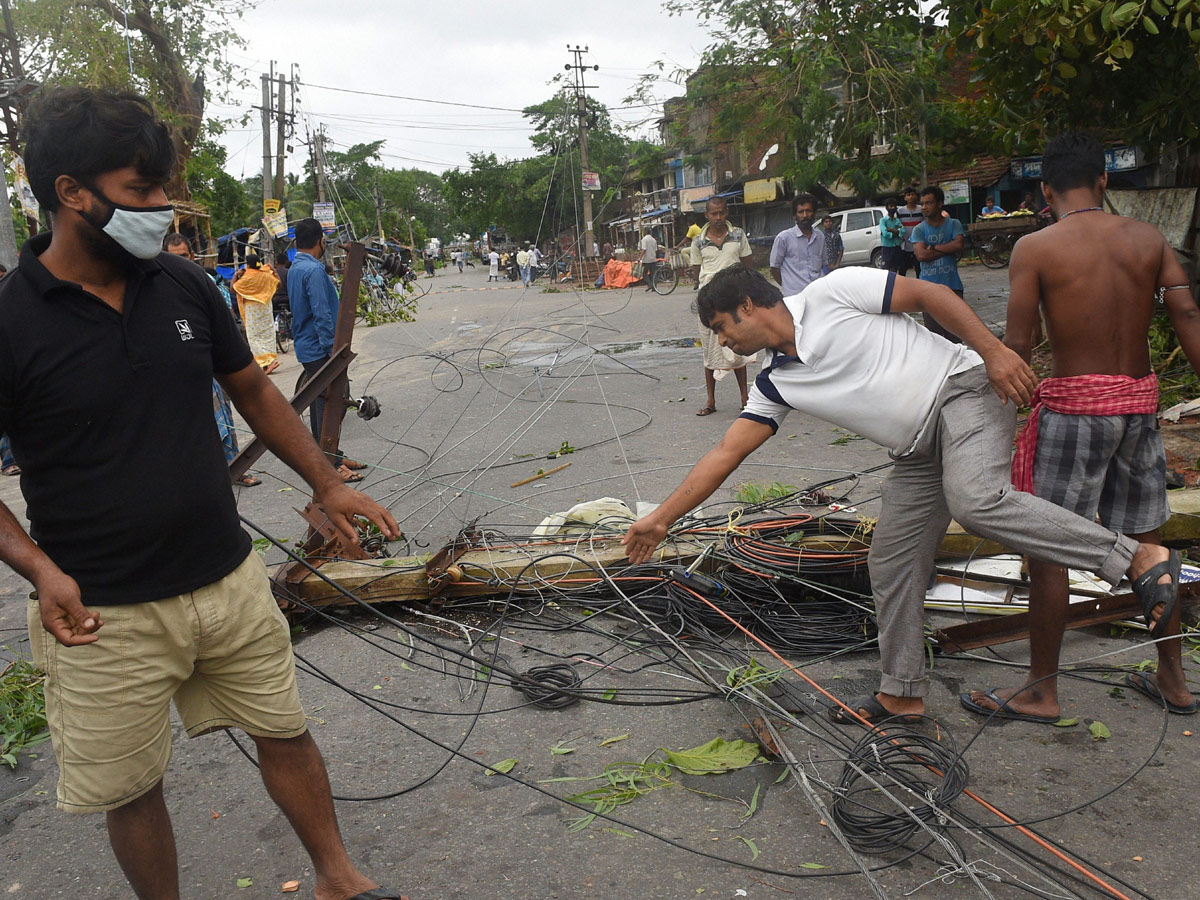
left=824, top=206, right=889, bottom=268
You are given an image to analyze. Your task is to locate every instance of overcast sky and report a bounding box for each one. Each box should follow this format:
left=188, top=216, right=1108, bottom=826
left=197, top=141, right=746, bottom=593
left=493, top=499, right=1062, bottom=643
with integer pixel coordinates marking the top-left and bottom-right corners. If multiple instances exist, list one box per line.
left=213, top=0, right=714, bottom=181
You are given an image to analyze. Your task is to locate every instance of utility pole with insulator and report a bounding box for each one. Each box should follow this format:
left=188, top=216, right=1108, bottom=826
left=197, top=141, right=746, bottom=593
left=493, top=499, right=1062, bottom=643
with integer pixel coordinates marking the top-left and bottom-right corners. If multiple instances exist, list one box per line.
left=566, top=45, right=599, bottom=259
left=260, top=67, right=273, bottom=257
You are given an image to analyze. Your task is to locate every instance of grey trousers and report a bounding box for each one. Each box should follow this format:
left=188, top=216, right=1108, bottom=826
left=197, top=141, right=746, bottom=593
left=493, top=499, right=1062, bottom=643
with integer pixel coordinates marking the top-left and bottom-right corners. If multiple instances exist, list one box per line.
left=867, top=365, right=1139, bottom=698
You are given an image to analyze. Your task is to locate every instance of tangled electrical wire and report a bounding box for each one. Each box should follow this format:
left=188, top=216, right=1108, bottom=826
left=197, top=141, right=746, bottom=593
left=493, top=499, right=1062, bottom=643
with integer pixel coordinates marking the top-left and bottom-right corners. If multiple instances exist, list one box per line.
left=831, top=719, right=970, bottom=856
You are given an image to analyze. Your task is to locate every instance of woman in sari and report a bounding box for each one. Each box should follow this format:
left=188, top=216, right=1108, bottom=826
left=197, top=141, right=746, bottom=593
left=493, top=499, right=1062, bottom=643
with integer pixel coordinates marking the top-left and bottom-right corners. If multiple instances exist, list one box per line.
left=231, top=253, right=280, bottom=374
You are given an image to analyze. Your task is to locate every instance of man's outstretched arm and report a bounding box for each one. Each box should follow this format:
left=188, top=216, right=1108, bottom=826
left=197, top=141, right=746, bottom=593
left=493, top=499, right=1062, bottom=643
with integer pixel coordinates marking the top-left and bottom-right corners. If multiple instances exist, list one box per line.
left=218, top=362, right=399, bottom=545
left=890, top=276, right=1037, bottom=406
left=622, top=418, right=774, bottom=564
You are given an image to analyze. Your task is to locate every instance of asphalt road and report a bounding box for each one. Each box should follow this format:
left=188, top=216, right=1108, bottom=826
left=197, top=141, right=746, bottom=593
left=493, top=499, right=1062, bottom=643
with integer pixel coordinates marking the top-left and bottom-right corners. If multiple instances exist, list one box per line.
left=4, top=259, right=1197, bottom=900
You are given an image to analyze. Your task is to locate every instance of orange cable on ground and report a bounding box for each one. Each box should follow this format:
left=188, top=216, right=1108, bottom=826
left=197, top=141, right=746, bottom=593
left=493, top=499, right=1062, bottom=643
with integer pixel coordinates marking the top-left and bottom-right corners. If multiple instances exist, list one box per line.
left=673, top=582, right=1136, bottom=900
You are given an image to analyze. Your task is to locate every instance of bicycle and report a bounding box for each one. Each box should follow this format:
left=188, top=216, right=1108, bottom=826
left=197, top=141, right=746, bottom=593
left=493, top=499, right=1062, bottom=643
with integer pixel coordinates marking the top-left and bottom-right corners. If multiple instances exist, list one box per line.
left=275, top=308, right=292, bottom=354
left=648, top=260, right=679, bottom=295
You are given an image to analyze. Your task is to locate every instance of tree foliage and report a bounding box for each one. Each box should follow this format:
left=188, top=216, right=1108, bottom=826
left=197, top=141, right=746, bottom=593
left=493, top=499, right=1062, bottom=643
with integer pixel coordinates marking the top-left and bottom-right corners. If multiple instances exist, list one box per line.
left=945, top=0, right=1200, bottom=153
left=442, top=90, right=654, bottom=242
left=11, top=0, right=248, bottom=196
left=658, top=0, right=950, bottom=196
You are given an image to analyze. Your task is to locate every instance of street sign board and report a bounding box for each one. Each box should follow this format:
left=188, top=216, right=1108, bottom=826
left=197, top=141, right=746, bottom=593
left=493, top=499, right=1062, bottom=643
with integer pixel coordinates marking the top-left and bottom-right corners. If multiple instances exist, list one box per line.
left=313, top=201, right=336, bottom=230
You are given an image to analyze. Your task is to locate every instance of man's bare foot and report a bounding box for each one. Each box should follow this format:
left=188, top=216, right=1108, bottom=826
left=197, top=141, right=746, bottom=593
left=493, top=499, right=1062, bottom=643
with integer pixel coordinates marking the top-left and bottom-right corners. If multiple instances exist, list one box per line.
left=1126, top=670, right=1197, bottom=712
left=964, top=683, right=1060, bottom=721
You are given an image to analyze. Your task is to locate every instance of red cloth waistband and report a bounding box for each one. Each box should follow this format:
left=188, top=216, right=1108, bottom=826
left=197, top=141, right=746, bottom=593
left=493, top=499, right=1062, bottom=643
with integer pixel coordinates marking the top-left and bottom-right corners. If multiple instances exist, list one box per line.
left=1010, top=372, right=1159, bottom=493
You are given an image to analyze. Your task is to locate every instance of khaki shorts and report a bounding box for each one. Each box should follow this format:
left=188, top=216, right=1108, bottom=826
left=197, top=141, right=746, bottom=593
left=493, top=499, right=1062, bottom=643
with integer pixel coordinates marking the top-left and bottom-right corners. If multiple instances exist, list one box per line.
left=28, top=550, right=307, bottom=813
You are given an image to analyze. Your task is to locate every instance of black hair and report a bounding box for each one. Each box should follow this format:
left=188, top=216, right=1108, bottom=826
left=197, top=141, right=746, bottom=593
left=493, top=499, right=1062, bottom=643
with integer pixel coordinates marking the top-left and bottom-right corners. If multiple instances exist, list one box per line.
left=791, top=193, right=816, bottom=214
left=163, top=232, right=191, bottom=251
left=920, top=185, right=945, bottom=205
left=246, top=253, right=260, bottom=268
left=22, top=86, right=175, bottom=213
left=696, top=263, right=783, bottom=328
left=705, top=195, right=728, bottom=211
left=1042, top=132, right=1105, bottom=192
left=294, top=217, right=323, bottom=249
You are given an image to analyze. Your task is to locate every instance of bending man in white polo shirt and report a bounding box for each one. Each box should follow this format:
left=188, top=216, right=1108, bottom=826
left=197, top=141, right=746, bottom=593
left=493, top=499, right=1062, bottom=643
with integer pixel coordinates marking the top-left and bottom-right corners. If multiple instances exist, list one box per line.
left=621, top=263, right=1180, bottom=725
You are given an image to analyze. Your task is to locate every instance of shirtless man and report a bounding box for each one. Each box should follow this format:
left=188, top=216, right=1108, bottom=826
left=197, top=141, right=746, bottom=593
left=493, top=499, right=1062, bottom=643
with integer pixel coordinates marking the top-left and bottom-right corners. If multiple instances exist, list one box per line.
left=964, top=132, right=1200, bottom=722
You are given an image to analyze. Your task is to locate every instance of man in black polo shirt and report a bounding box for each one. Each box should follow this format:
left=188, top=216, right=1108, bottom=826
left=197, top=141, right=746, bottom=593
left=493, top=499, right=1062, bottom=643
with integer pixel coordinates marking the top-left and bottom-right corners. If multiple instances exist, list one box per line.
left=0, top=88, right=407, bottom=900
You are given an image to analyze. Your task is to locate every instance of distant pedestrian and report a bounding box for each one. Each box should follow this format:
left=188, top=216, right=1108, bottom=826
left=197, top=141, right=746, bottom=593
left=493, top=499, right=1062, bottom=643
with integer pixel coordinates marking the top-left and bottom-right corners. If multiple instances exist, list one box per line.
left=517, top=245, right=531, bottom=285
left=769, top=193, right=824, bottom=296
left=911, top=185, right=965, bottom=343
left=640, top=230, right=658, bottom=291
left=488, top=248, right=500, bottom=280
left=879, top=199, right=906, bottom=274
left=897, top=186, right=923, bottom=276
left=689, top=196, right=755, bottom=415
left=424, top=251, right=435, bottom=278
left=231, top=253, right=280, bottom=375
left=821, top=214, right=843, bottom=274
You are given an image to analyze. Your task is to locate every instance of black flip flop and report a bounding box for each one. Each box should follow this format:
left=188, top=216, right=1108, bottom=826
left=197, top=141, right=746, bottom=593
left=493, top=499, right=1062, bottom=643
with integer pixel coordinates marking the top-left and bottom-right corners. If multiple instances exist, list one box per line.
left=347, top=889, right=409, bottom=900
left=959, top=689, right=1061, bottom=725
left=828, top=693, right=922, bottom=725
left=1131, top=549, right=1181, bottom=639
left=1123, top=672, right=1199, bottom=715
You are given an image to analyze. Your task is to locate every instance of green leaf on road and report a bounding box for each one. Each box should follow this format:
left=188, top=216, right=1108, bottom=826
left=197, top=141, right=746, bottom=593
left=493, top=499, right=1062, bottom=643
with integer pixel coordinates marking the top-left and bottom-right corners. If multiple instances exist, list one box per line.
left=236, top=877, right=253, bottom=888
left=800, top=862, right=828, bottom=870
left=487, top=758, right=518, bottom=775
left=1053, top=717, right=1079, bottom=727
left=599, top=733, right=629, bottom=747
left=1090, top=721, right=1112, bottom=740
left=661, top=737, right=760, bottom=775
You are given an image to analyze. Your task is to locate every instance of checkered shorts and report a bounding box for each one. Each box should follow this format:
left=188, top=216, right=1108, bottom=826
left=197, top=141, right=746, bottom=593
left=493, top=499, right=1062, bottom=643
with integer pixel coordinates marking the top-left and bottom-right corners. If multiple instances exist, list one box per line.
left=1031, top=409, right=1170, bottom=534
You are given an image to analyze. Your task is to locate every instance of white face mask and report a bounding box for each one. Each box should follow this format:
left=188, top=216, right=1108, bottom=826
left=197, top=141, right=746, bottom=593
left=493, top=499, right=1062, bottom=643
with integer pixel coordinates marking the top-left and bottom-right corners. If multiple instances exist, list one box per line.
left=82, top=185, right=175, bottom=260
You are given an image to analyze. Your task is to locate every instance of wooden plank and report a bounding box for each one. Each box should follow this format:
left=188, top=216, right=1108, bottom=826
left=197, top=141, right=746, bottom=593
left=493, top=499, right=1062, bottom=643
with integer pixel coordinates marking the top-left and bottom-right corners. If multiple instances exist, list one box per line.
left=276, top=537, right=708, bottom=609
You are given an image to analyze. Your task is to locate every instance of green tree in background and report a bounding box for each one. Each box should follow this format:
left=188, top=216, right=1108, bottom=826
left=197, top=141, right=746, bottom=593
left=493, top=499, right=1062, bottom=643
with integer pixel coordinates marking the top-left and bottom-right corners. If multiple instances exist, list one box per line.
left=944, top=0, right=1200, bottom=158
left=654, top=0, right=950, bottom=196
left=12, top=0, right=248, bottom=198
left=442, top=89, right=655, bottom=243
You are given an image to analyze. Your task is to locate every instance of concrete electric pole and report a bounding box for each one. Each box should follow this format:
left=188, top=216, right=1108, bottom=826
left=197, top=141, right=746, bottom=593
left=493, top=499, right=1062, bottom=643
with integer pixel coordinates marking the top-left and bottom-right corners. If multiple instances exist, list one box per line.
left=566, top=45, right=599, bottom=259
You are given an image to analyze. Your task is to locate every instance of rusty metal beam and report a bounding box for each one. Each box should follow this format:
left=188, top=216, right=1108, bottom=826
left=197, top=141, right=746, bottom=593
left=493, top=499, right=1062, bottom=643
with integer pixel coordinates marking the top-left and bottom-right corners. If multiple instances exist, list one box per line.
left=934, top=581, right=1200, bottom=653
left=227, top=344, right=356, bottom=481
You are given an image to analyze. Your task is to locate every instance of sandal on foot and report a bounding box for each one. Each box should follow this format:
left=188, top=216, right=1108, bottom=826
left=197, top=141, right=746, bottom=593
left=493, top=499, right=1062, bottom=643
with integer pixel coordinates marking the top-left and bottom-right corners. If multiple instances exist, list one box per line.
left=959, top=689, right=1061, bottom=724
left=346, top=890, right=410, bottom=900
left=233, top=474, right=261, bottom=487
left=1131, top=549, right=1181, bottom=639
left=337, top=464, right=364, bottom=483
left=695, top=405, right=717, bottom=417
left=2, top=464, right=19, bottom=476
left=341, top=457, right=370, bottom=471
left=1123, top=672, right=1199, bottom=715
left=828, top=694, right=922, bottom=725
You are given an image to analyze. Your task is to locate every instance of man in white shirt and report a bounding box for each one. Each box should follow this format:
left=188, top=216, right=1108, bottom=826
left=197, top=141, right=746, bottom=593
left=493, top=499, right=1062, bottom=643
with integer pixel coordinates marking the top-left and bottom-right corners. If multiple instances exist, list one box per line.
left=640, top=231, right=659, bottom=292
left=622, top=263, right=1176, bottom=726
